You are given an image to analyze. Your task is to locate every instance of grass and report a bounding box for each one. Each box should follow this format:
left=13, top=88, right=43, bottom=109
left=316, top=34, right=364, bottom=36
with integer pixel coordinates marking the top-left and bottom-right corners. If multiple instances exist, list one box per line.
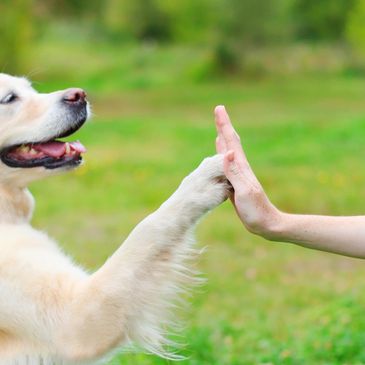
left=24, top=39, right=365, bottom=364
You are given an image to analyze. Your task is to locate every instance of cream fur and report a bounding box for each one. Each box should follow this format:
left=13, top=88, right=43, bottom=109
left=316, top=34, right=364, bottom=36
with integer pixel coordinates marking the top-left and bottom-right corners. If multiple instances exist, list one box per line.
left=0, top=74, right=228, bottom=364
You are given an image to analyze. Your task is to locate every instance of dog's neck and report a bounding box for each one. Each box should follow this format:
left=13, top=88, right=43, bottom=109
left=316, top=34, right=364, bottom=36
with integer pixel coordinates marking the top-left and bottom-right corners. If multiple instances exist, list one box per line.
left=0, top=185, right=34, bottom=224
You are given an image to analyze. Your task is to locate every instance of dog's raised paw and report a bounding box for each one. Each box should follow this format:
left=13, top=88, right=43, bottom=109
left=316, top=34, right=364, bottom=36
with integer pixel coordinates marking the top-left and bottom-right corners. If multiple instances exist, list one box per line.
left=180, top=155, right=230, bottom=211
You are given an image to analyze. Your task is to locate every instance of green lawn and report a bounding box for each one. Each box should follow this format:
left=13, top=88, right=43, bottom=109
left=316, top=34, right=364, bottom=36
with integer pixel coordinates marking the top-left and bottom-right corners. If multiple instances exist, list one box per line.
left=30, top=74, right=365, bottom=365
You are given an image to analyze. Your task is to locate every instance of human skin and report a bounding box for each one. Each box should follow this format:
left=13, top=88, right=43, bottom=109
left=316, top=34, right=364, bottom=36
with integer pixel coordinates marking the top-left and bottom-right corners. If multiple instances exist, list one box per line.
left=215, top=105, right=365, bottom=259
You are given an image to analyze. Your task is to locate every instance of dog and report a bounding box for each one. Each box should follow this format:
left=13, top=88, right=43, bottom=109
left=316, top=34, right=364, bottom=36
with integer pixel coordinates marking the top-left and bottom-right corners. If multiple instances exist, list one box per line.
left=0, top=73, right=229, bottom=365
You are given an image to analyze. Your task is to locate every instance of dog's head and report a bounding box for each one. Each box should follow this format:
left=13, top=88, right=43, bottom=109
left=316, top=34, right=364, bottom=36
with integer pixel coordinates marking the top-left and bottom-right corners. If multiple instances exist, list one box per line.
left=0, top=73, right=90, bottom=185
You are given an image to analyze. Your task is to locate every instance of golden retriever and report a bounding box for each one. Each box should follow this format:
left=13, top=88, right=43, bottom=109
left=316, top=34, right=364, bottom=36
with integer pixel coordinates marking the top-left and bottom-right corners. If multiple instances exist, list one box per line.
left=0, top=74, right=228, bottom=365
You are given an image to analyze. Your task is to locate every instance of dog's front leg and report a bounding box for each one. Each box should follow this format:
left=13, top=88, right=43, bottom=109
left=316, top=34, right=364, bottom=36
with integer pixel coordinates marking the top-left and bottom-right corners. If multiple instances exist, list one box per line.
left=55, top=155, right=228, bottom=362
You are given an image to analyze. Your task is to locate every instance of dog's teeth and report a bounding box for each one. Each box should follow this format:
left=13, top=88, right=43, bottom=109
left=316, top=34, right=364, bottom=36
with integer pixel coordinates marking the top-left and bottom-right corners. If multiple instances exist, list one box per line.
left=29, top=148, right=37, bottom=155
left=65, top=142, right=71, bottom=154
left=19, top=145, right=30, bottom=153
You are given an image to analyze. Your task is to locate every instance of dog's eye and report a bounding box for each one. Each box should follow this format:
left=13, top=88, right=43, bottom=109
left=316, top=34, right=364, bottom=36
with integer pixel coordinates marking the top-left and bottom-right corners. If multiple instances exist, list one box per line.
left=0, top=93, right=18, bottom=104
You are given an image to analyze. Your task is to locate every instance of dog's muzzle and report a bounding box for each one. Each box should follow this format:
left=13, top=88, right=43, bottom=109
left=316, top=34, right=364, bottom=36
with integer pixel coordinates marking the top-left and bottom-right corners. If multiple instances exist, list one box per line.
left=0, top=88, right=89, bottom=169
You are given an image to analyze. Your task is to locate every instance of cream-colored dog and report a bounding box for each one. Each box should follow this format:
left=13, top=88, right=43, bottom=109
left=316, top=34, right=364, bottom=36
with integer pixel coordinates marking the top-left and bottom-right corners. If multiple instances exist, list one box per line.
left=0, top=74, right=228, bottom=365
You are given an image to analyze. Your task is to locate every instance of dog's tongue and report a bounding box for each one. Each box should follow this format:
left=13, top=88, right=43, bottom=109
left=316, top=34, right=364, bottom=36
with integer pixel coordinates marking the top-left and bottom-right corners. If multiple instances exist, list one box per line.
left=32, top=141, right=86, bottom=158
left=69, top=141, right=87, bottom=154
left=33, top=141, right=65, bottom=157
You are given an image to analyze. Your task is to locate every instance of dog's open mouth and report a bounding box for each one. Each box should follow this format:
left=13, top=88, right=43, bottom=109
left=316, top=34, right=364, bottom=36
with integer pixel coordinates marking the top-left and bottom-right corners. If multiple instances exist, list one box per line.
left=0, top=139, right=86, bottom=169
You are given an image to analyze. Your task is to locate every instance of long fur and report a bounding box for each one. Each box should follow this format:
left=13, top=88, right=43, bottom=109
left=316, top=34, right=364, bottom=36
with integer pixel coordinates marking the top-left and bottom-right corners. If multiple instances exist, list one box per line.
left=0, top=74, right=228, bottom=364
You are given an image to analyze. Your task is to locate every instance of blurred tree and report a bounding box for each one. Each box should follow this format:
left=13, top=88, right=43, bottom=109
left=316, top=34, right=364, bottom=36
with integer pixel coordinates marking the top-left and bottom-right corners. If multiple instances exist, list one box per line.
left=0, top=0, right=34, bottom=73
left=346, top=0, right=365, bottom=59
left=293, top=0, right=355, bottom=41
left=40, top=0, right=84, bottom=17
left=219, top=0, right=284, bottom=45
left=103, top=0, right=171, bottom=41
left=38, top=0, right=103, bottom=19
left=160, top=0, right=217, bottom=43
left=211, top=0, right=293, bottom=74
left=2, top=0, right=361, bottom=76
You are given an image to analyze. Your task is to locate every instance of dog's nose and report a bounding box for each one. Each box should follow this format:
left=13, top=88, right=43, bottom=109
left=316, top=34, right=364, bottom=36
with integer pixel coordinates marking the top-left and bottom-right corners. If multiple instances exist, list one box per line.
left=62, top=88, right=87, bottom=104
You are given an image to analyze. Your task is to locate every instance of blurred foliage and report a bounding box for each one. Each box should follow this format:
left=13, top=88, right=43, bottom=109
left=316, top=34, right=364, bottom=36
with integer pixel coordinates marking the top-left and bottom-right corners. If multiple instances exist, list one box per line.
left=346, top=0, right=365, bottom=59
left=293, top=0, right=355, bottom=41
left=103, top=0, right=171, bottom=41
left=0, top=0, right=34, bottom=73
left=1, top=0, right=365, bottom=74
left=210, top=0, right=293, bottom=74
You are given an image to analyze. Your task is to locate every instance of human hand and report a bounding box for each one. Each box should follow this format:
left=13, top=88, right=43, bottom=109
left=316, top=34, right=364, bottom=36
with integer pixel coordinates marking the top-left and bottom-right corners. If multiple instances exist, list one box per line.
left=214, top=105, right=282, bottom=238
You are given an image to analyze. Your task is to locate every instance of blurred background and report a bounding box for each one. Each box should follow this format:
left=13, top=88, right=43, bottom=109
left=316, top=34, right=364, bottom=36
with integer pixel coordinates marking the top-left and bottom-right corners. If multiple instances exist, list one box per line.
left=2, top=0, right=365, bottom=364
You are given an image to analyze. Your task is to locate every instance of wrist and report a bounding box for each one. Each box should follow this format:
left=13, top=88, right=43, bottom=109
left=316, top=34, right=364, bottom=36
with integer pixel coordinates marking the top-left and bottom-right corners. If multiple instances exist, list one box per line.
left=247, top=208, right=288, bottom=241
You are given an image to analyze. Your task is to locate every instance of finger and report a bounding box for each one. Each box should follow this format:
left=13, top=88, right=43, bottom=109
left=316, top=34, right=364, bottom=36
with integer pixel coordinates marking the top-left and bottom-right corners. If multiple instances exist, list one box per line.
left=214, top=105, right=247, bottom=165
left=214, top=105, right=228, bottom=153
left=223, top=150, right=245, bottom=188
left=215, top=105, right=232, bottom=134
left=227, top=150, right=265, bottom=203
left=214, top=105, right=239, bottom=144
left=216, top=136, right=227, bottom=154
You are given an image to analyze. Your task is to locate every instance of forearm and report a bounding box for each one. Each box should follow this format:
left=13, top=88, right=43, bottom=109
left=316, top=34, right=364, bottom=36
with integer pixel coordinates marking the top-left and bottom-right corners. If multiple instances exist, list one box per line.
left=265, top=212, right=365, bottom=258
